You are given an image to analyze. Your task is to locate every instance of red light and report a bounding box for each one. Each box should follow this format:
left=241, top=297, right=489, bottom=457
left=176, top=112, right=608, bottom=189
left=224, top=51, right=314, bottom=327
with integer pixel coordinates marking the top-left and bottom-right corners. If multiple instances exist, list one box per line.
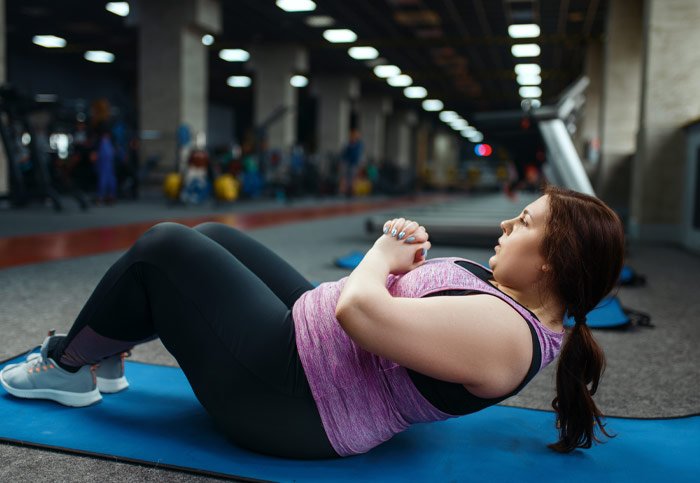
left=475, top=143, right=492, bottom=157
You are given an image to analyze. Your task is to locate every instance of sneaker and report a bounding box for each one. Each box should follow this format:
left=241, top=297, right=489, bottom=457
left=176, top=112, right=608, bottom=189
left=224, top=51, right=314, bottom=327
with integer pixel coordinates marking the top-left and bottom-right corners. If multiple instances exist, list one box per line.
left=21, top=350, right=130, bottom=394
left=0, top=333, right=101, bottom=407
left=95, top=351, right=130, bottom=394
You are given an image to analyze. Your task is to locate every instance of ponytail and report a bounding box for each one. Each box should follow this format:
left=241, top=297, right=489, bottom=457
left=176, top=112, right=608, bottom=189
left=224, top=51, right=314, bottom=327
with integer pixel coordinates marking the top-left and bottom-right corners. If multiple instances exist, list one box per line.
left=548, top=317, right=615, bottom=453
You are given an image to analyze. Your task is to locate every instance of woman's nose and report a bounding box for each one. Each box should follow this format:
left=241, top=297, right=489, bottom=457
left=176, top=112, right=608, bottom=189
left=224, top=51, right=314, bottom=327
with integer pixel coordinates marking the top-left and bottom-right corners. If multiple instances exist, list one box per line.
left=500, top=220, right=508, bottom=233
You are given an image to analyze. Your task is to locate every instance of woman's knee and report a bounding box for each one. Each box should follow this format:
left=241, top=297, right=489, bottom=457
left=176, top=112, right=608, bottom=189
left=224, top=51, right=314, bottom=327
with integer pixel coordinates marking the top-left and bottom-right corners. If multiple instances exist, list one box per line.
left=131, top=222, right=194, bottom=260
left=193, top=222, right=242, bottom=239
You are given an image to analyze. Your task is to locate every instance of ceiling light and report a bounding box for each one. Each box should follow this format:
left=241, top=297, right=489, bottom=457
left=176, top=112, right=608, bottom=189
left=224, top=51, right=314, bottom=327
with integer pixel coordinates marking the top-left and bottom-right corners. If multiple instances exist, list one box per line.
left=514, top=63, right=541, bottom=76
left=508, top=24, right=540, bottom=39
left=450, top=119, right=469, bottom=130
left=422, top=99, right=443, bottom=111
left=373, top=65, right=401, bottom=78
left=32, top=35, right=66, bottom=48
left=305, top=15, right=334, bottom=27
left=521, top=98, right=542, bottom=109
left=276, top=0, right=316, bottom=12
left=348, top=46, right=379, bottom=60
left=511, top=44, right=541, bottom=57
left=404, top=86, right=427, bottom=99
left=227, top=76, right=252, bottom=88
left=105, top=2, right=129, bottom=17
left=468, top=132, right=484, bottom=143
left=290, top=75, right=308, bottom=88
left=439, top=111, right=459, bottom=123
left=219, top=49, right=250, bottom=62
left=517, top=74, right=541, bottom=85
left=519, top=86, right=542, bottom=98
left=201, top=34, right=214, bottom=46
left=84, top=50, right=114, bottom=63
left=387, top=74, right=412, bottom=87
left=322, top=29, right=357, bottom=43
left=461, top=126, right=476, bottom=135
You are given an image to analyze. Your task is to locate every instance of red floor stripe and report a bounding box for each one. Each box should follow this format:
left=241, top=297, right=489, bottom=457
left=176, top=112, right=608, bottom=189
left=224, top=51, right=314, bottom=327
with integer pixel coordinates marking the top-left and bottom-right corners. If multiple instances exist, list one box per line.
left=0, top=195, right=453, bottom=269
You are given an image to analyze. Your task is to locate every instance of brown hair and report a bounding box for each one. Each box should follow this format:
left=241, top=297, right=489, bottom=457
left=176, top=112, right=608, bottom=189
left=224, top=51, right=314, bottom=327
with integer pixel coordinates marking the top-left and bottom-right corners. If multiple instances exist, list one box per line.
left=541, top=185, right=625, bottom=453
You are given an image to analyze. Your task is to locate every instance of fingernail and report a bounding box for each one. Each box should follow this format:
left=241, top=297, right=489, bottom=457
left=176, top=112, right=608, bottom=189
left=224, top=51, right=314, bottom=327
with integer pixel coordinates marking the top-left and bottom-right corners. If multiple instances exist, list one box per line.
left=406, top=236, right=415, bottom=243
left=383, top=226, right=389, bottom=234
left=422, top=248, right=428, bottom=257
left=391, top=228, right=397, bottom=237
left=398, top=232, right=405, bottom=240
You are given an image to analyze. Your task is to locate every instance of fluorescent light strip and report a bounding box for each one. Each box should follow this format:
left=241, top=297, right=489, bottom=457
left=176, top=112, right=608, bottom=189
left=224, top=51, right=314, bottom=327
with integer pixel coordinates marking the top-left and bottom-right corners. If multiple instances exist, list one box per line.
left=323, top=29, right=357, bottom=43
left=511, top=44, right=540, bottom=57
left=305, top=15, right=334, bottom=27
left=404, top=86, right=427, bottom=99
left=290, top=75, right=308, bottom=88
left=450, top=119, right=469, bottom=130
left=439, top=111, right=459, bottom=123
left=227, top=76, right=252, bottom=88
left=387, top=74, right=412, bottom=87
left=84, top=51, right=115, bottom=63
left=276, top=0, right=316, bottom=12
left=105, top=2, right=129, bottom=17
left=374, top=65, right=401, bottom=78
left=32, top=35, right=66, bottom=48
left=508, top=24, right=540, bottom=39
left=519, top=86, right=542, bottom=98
left=422, top=99, right=443, bottom=111
left=514, top=63, right=541, bottom=76
left=516, top=74, right=541, bottom=85
left=348, top=46, right=379, bottom=60
left=219, top=49, right=250, bottom=62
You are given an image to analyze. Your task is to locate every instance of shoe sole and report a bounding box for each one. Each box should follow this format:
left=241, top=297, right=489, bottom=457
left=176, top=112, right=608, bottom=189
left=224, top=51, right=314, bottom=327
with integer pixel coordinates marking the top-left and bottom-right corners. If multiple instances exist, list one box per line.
left=97, top=376, right=129, bottom=393
left=0, top=369, right=102, bottom=407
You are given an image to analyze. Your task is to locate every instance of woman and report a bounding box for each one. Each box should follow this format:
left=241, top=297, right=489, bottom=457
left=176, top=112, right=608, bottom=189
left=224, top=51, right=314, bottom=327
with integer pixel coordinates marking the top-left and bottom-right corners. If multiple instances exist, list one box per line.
left=1, top=185, right=624, bottom=458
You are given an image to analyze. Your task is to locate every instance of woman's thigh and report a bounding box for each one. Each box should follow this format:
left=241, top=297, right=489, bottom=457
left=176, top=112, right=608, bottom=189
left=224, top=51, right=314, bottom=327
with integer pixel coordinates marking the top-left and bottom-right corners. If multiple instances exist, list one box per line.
left=192, top=222, right=314, bottom=309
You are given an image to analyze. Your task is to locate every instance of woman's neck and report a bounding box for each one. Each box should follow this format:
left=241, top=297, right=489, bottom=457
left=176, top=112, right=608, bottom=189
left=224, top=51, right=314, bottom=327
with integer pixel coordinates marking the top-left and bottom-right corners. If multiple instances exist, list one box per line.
left=490, top=280, right=565, bottom=332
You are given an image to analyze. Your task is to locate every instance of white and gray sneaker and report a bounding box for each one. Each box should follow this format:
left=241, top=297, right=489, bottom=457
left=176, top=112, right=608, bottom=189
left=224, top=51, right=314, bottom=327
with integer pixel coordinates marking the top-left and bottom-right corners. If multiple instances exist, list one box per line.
left=0, top=333, right=101, bottom=407
left=19, top=350, right=130, bottom=394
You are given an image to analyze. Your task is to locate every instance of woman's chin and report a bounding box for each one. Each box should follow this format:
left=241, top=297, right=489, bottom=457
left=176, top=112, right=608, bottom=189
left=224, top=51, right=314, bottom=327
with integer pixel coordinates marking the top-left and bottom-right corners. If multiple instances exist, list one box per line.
left=488, top=256, right=496, bottom=269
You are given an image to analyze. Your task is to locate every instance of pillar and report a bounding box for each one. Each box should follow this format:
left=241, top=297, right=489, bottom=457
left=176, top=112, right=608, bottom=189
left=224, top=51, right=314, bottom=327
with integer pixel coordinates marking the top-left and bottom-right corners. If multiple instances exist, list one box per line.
left=414, top=121, right=432, bottom=190
left=597, top=0, right=643, bottom=209
left=137, top=0, right=221, bottom=176
left=386, top=110, right=418, bottom=190
left=575, top=39, right=603, bottom=173
left=0, top=0, right=7, bottom=197
left=312, top=77, right=360, bottom=177
left=629, top=0, right=700, bottom=241
left=248, top=45, right=307, bottom=152
left=431, top=129, right=459, bottom=189
left=357, top=97, right=392, bottom=164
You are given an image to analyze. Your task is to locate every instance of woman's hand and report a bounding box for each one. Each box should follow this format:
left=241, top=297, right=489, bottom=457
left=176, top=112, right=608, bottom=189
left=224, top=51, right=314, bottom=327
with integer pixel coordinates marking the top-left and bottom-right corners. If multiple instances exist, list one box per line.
left=367, top=218, right=431, bottom=274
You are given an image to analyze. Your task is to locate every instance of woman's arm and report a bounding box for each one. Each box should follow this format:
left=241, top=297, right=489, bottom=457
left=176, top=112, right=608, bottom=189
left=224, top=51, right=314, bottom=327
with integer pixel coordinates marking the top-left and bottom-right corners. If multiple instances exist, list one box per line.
left=335, top=219, right=532, bottom=392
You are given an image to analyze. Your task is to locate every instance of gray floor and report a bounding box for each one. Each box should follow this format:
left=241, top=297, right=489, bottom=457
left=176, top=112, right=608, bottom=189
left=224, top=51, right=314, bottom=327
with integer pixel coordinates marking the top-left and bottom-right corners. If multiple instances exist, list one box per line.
left=1, top=192, right=699, bottom=482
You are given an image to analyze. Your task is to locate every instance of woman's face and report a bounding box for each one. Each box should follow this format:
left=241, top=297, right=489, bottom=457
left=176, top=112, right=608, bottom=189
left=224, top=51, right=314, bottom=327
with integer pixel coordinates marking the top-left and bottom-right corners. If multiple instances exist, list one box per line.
left=488, top=195, right=550, bottom=288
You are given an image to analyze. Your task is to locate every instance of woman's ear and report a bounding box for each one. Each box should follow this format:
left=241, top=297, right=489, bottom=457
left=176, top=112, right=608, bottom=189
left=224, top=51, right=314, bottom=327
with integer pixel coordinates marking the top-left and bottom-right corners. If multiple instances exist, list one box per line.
left=541, top=264, right=550, bottom=272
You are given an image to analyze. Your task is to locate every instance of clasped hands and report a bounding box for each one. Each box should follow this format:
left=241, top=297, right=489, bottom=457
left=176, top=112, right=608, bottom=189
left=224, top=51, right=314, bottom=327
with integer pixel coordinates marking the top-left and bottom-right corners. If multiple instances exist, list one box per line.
left=367, top=218, right=432, bottom=274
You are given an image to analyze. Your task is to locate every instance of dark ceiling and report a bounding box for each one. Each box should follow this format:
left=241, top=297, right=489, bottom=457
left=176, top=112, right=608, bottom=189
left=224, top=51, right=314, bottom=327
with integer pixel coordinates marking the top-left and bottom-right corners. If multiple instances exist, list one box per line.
left=6, top=0, right=607, bottom=123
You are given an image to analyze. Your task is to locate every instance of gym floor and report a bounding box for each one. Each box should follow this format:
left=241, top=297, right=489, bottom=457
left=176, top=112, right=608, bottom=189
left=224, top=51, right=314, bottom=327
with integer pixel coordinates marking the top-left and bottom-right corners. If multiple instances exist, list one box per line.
left=1, top=191, right=699, bottom=482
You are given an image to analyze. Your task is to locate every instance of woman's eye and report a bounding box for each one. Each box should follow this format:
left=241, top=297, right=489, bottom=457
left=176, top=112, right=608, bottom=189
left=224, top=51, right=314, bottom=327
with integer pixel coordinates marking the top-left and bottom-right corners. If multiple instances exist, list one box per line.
left=519, top=217, right=527, bottom=226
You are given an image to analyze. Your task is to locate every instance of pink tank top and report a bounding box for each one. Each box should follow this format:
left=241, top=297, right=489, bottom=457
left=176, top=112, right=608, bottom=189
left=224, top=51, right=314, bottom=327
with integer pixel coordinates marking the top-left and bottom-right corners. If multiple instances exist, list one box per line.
left=292, top=257, right=564, bottom=457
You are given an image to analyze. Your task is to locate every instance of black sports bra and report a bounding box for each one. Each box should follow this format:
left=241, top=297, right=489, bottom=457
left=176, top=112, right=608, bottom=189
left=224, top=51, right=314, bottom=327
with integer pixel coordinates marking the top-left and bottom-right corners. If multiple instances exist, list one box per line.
left=405, top=260, right=542, bottom=416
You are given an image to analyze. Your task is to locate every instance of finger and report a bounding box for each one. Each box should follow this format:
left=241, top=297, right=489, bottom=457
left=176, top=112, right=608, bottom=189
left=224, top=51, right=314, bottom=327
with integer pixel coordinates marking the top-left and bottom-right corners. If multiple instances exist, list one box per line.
left=389, top=218, right=405, bottom=237
left=397, top=220, right=418, bottom=241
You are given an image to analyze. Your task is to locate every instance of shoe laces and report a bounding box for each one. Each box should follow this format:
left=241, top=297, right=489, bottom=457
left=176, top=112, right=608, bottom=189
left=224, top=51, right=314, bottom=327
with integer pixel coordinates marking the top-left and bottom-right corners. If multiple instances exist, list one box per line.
left=24, top=352, right=55, bottom=374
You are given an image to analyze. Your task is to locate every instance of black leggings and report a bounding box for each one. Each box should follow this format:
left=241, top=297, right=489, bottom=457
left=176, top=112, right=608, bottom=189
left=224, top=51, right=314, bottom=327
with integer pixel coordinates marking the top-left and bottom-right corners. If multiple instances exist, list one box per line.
left=53, top=222, right=339, bottom=460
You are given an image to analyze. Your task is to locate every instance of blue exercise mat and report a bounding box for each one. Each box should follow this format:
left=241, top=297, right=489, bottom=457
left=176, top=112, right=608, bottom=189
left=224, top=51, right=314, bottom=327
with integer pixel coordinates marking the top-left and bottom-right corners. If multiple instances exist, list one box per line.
left=564, top=296, right=629, bottom=329
left=1, top=351, right=697, bottom=482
